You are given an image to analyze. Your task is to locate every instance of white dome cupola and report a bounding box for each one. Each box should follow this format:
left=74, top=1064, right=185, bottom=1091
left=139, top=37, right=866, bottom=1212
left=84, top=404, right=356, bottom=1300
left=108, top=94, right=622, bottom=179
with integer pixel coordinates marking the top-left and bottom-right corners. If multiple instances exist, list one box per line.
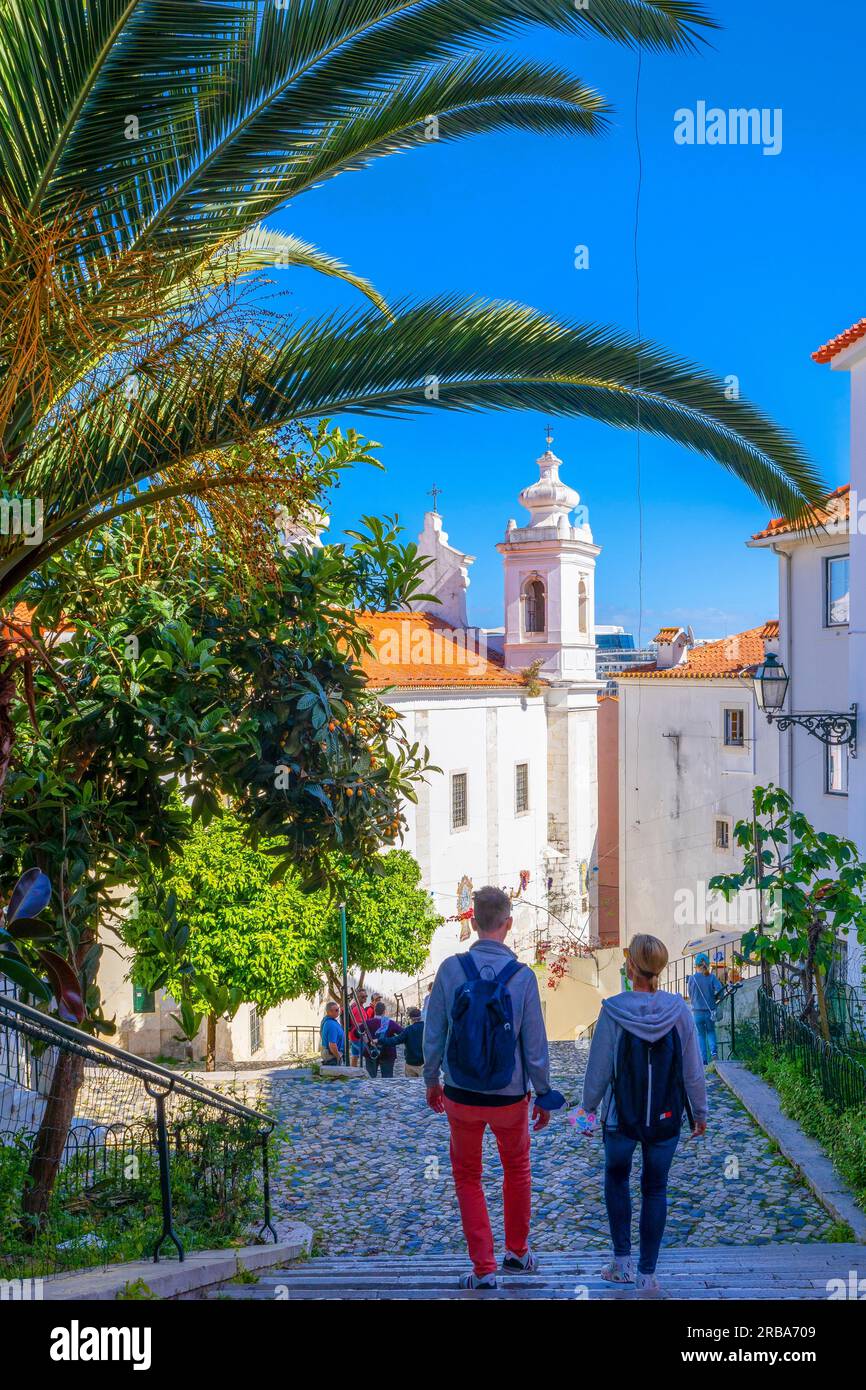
left=518, top=445, right=582, bottom=529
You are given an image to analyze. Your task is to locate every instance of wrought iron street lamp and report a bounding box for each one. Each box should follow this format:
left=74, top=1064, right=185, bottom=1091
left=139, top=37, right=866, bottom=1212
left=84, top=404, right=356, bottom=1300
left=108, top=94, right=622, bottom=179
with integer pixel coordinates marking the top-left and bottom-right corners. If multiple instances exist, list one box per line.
left=752, top=653, right=857, bottom=757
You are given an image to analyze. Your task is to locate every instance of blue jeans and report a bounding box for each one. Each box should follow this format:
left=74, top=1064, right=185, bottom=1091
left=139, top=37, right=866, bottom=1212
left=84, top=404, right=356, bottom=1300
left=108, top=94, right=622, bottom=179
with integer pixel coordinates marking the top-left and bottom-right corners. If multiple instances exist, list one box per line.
left=693, top=1010, right=717, bottom=1063
left=603, top=1128, right=679, bottom=1275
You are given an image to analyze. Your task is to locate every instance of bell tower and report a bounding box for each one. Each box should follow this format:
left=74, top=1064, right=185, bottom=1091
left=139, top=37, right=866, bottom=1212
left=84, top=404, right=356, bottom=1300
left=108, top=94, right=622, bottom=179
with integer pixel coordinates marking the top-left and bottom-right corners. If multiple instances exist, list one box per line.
left=496, top=431, right=600, bottom=683
left=496, top=430, right=602, bottom=938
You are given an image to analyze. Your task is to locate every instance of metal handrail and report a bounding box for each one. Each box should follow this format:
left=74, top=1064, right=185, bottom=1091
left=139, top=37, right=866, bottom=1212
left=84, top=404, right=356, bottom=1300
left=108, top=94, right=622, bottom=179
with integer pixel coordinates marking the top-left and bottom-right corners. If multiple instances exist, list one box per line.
left=0, top=994, right=271, bottom=1127
left=0, top=994, right=278, bottom=1273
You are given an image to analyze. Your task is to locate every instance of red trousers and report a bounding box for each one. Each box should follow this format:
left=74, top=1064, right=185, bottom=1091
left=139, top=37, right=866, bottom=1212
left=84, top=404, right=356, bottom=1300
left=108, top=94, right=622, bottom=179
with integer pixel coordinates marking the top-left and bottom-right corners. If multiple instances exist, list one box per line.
left=444, top=1095, right=532, bottom=1277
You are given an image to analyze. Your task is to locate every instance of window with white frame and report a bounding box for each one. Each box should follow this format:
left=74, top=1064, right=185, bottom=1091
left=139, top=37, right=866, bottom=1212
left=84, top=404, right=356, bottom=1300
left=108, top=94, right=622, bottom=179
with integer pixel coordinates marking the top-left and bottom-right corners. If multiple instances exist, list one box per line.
left=723, top=707, right=745, bottom=747
left=515, top=762, right=529, bottom=815
left=825, top=555, right=850, bottom=627
left=714, top=817, right=731, bottom=851
left=451, top=771, right=468, bottom=830
left=825, top=742, right=849, bottom=796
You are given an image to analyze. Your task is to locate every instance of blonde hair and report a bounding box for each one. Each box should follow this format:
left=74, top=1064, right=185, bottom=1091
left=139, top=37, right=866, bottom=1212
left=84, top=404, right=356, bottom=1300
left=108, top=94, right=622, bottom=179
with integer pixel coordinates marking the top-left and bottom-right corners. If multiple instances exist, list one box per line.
left=627, top=934, right=669, bottom=990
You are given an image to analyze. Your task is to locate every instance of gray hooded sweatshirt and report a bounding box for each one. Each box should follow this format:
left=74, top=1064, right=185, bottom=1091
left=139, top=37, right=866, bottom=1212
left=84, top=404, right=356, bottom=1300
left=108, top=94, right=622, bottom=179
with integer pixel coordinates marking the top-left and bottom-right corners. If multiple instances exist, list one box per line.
left=422, top=938, right=551, bottom=1098
left=582, top=990, right=708, bottom=1128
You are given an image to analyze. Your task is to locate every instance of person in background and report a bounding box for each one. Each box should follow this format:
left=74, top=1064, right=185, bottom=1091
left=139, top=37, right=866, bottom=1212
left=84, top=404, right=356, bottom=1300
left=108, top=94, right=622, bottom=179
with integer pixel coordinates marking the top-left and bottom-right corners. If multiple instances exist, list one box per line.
left=366, top=1001, right=401, bottom=1079
left=688, top=952, right=725, bottom=1066
left=393, top=1006, right=425, bottom=1077
left=348, top=987, right=373, bottom=1068
left=582, top=933, right=707, bottom=1294
left=319, top=1000, right=344, bottom=1067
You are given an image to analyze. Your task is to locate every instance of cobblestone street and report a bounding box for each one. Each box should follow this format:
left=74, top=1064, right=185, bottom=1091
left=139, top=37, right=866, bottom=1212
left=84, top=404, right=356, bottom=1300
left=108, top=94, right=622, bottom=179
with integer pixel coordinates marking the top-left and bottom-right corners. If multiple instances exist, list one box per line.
left=264, top=1042, right=837, bottom=1256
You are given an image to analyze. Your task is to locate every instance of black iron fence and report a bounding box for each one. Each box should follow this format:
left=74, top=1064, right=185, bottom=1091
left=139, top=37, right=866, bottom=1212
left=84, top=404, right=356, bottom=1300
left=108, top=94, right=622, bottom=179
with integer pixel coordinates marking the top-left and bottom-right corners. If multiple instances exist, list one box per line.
left=0, top=994, right=277, bottom=1281
left=758, top=988, right=866, bottom=1111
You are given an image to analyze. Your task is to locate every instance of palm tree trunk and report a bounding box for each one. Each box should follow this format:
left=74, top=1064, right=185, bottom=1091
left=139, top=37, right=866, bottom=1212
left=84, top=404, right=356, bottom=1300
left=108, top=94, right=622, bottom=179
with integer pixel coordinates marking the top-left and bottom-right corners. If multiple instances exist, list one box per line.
left=20, top=1049, right=85, bottom=1239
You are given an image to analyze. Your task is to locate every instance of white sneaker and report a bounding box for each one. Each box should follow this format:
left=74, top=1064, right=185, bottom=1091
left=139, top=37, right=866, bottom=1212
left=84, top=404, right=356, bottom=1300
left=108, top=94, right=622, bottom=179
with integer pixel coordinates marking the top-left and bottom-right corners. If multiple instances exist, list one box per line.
left=636, top=1271, right=662, bottom=1294
left=600, top=1256, right=635, bottom=1283
left=458, top=1272, right=497, bottom=1290
left=502, top=1248, right=539, bottom=1273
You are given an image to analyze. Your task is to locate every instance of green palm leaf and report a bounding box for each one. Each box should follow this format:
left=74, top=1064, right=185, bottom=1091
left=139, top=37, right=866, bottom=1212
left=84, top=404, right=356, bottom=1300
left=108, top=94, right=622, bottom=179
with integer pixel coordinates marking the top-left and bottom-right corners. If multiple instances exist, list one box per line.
left=1, top=296, right=822, bottom=598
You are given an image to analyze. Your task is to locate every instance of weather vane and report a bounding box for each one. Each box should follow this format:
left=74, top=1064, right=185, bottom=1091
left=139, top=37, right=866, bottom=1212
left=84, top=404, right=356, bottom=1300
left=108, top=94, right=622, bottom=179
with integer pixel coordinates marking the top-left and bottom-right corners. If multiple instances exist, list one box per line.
left=428, top=484, right=442, bottom=514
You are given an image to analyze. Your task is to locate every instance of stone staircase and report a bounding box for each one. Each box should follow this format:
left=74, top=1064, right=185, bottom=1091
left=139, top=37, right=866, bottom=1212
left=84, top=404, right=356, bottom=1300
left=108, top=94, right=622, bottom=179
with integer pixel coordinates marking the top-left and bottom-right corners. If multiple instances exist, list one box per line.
left=203, top=1245, right=864, bottom=1301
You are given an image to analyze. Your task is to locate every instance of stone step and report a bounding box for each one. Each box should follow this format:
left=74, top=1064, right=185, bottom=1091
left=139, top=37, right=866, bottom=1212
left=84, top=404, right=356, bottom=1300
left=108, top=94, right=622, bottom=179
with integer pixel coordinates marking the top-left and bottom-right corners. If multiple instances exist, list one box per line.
left=207, top=1245, right=861, bottom=1300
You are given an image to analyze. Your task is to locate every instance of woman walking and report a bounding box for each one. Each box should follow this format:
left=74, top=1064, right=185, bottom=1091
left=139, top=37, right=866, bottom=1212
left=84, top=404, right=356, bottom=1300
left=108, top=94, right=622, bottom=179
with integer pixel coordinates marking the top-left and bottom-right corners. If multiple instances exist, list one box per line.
left=582, top=934, right=707, bottom=1293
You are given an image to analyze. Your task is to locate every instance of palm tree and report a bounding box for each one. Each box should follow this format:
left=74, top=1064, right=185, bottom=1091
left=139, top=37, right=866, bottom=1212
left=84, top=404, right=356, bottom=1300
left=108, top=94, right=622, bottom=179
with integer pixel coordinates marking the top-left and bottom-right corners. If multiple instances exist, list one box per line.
left=0, top=0, right=825, bottom=604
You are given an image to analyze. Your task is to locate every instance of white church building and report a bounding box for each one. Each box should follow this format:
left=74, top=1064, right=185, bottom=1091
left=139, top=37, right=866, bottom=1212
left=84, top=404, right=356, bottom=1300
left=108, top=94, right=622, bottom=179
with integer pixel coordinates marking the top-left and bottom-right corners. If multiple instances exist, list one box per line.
left=361, top=438, right=602, bottom=992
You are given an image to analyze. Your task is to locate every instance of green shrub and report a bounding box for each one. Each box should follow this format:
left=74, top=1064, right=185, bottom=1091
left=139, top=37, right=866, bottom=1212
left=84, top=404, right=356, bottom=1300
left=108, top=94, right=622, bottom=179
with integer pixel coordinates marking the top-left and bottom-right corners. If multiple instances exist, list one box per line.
left=752, top=1047, right=866, bottom=1209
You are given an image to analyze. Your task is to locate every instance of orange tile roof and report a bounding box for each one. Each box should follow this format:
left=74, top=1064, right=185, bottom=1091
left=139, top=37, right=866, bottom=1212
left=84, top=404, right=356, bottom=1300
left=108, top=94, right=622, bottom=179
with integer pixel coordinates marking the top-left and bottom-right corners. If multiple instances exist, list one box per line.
left=758, top=619, right=779, bottom=640
left=812, top=319, right=866, bottom=364
left=0, top=602, right=74, bottom=646
left=751, top=484, right=849, bottom=542
left=617, top=624, right=775, bottom=681
left=653, top=626, right=682, bottom=643
left=358, top=611, right=531, bottom=690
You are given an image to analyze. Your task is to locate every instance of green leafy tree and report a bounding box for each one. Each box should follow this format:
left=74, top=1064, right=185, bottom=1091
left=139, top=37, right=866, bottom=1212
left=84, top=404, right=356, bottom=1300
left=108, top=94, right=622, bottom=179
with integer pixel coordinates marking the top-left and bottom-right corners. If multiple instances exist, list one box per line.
left=710, top=785, right=866, bottom=1041
left=124, top=816, right=441, bottom=1069
left=0, top=472, right=432, bottom=1215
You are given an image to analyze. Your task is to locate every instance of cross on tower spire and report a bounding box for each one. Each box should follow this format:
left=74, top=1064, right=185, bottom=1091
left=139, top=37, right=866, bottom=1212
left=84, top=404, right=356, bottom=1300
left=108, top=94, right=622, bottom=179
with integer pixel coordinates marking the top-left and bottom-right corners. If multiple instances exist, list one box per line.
left=544, top=421, right=554, bottom=449
left=428, top=484, right=442, bottom=514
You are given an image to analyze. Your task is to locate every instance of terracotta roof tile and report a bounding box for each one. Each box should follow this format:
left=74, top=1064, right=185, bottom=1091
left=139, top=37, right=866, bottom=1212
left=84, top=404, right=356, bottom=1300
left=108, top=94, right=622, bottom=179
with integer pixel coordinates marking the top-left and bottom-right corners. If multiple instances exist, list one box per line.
left=751, top=484, right=849, bottom=542
left=358, top=611, right=531, bottom=690
left=617, top=624, right=775, bottom=681
left=653, top=626, right=682, bottom=643
left=812, top=319, right=866, bottom=364
left=0, top=602, right=74, bottom=646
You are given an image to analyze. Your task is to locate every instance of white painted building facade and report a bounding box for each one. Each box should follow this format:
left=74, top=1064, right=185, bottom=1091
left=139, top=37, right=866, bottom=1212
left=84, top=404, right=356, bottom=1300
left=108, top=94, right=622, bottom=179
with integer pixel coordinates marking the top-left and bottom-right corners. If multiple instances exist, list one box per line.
left=365, top=441, right=602, bottom=994
left=744, top=311, right=866, bottom=987
left=617, top=624, right=780, bottom=962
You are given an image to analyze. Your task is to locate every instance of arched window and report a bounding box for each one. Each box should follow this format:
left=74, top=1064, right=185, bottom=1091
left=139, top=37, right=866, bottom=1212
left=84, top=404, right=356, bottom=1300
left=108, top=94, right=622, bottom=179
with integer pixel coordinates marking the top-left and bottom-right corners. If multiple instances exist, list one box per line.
left=523, top=578, right=546, bottom=634
left=578, top=578, right=588, bottom=634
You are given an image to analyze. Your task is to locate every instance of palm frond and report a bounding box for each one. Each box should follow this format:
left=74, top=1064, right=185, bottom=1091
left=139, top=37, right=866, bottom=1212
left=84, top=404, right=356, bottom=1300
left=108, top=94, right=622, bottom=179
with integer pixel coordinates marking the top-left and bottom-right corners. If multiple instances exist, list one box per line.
left=3, top=295, right=822, bottom=598
left=205, top=229, right=390, bottom=314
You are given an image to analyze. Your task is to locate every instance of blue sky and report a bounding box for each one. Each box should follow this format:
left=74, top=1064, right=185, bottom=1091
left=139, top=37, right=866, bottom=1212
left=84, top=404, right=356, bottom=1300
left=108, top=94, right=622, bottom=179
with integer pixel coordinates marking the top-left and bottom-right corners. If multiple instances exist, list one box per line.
left=269, top=0, right=864, bottom=640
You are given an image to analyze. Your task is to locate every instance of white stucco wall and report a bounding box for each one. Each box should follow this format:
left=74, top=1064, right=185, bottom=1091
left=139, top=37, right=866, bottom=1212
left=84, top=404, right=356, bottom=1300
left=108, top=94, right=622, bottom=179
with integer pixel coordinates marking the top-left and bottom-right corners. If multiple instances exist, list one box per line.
left=618, top=677, right=779, bottom=961
left=366, top=689, right=553, bottom=992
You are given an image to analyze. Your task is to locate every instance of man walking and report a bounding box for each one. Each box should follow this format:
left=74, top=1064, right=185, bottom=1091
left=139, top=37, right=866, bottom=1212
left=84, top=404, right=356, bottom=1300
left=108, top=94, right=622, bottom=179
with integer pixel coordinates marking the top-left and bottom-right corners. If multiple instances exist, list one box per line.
left=688, top=952, right=724, bottom=1066
left=423, top=886, right=562, bottom=1290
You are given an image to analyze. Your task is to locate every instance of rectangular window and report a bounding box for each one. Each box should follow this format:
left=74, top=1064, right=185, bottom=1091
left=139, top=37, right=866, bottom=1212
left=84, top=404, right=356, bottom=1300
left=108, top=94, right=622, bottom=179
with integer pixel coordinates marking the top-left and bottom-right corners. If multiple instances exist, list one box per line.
left=723, top=708, right=745, bottom=747
left=714, top=818, right=731, bottom=851
left=825, top=555, right=850, bottom=627
left=515, top=762, right=529, bottom=815
left=249, top=1006, right=262, bottom=1055
left=451, top=772, right=468, bottom=830
left=826, top=742, right=849, bottom=796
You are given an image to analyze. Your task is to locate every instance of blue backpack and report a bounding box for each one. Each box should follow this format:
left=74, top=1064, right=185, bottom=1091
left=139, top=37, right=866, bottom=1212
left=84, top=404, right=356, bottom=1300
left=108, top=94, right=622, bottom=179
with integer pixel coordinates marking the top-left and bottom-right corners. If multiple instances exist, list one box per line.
left=446, top=954, right=526, bottom=1091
